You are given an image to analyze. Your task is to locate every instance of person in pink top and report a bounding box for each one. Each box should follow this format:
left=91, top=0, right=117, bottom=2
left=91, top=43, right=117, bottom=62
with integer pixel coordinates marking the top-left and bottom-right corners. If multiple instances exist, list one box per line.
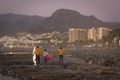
left=43, top=49, right=48, bottom=64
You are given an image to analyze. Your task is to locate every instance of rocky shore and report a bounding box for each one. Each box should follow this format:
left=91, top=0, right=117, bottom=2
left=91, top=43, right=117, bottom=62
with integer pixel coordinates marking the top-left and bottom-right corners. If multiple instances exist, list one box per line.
left=0, top=48, right=120, bottom=80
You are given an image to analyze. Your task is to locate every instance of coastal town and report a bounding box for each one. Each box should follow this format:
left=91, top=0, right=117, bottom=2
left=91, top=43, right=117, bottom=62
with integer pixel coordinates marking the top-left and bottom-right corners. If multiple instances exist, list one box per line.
left=0, top=27, right=119, bottom=49
left=0, top=1, right=120, bottom=80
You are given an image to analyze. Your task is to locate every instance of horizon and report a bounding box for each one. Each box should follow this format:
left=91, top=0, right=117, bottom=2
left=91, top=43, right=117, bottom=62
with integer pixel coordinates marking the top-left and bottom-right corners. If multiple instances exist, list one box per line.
left=0, top=0, right=120, bottom=22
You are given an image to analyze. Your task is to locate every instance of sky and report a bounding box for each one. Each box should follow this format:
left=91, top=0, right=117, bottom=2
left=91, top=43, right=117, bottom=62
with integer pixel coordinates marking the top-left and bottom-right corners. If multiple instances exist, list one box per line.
left=0, top=0, right=120, bottom=22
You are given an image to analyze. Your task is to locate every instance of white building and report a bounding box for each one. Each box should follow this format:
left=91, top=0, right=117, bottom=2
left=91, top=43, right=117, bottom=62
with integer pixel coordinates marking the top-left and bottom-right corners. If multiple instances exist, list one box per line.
left=88, top=27, right=111, bottom=41
left=69, top=28, right=87, bottom=43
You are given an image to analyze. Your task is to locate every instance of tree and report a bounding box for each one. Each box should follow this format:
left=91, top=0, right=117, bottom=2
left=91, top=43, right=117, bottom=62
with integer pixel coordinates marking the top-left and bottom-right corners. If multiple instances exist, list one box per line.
left=110, top=29, right=120, bottom=46
left=102, top=29, right=120, bottom=47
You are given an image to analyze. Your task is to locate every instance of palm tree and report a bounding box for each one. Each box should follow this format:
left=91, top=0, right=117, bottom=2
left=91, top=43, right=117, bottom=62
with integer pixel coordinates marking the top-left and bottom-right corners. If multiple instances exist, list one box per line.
left=106, top=29, right=120, bottom=47
left=102, top=29, right=120, bottom=47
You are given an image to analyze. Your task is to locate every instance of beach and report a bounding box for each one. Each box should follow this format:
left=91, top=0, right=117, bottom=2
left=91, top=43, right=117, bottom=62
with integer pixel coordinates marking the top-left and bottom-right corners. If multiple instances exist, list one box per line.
left=0, top=48, right=120, bottom=80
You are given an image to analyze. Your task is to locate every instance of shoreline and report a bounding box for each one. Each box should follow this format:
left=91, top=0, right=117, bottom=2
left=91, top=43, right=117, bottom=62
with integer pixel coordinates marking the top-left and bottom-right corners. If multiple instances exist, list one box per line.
left=0, top=48, right=120, bottom=80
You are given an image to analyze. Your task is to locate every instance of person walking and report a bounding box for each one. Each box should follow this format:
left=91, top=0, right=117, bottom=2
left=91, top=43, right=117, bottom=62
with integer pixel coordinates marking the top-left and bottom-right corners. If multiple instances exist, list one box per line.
left=32, top=46, right=36, bottom=66
left=58, top=47, right=64, bottom=64
left=33, top=46, right=42, bottom=67
left=42, top=49, right=49, bottom=64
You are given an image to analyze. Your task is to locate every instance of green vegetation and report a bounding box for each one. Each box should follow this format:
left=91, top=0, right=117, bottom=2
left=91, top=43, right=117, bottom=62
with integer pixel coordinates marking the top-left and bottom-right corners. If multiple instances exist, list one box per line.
left=102, top=29, right=120, bottom=47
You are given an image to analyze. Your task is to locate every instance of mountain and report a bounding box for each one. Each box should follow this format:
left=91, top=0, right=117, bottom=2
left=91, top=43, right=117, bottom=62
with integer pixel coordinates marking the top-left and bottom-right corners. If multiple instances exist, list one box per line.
left=37, top=9, right=107, bottom=32
left=0, top=9, right=119, bottom=37
left=106, top=22, right=120, bottom=29
left=0, top=13, right=46, bottom=37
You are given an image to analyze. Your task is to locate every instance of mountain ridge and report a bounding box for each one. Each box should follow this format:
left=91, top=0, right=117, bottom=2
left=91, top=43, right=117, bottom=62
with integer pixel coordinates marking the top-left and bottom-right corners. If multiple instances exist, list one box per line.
left=0, top=9, right=119, bottom=37
left=36, top=9, right=107, bottom=32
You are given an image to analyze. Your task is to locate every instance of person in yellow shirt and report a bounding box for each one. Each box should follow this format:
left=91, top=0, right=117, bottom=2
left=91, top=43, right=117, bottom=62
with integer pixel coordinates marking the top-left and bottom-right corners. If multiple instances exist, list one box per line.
left=58, top=47, right=64, bottom=64
left=33, top=46, right=42, bottom=67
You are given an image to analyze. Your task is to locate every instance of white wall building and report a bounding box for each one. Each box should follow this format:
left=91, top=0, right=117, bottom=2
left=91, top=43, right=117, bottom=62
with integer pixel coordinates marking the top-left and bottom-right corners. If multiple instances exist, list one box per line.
left=69, top=28, right=87, bottom=43
left=88, top=27, right=111, bottom=41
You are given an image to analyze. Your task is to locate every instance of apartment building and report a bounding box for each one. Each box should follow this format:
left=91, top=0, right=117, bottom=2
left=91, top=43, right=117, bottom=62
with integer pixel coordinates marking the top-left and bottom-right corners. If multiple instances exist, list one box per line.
left=98, top=27, right=111, bottom=40
left=69, top=28, right=87, bottom=43
left=88, top=27, right=111, bottom=41
left=68, top=27, right=111, bottom=43
left=88, top=27, right=97, bottom=41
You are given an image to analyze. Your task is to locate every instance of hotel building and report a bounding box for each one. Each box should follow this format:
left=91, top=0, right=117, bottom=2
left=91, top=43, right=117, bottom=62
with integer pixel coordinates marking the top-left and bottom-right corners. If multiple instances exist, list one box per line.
left=69, top=28, right=87, bottom=43
left=88, top=27, right=111, bottom=41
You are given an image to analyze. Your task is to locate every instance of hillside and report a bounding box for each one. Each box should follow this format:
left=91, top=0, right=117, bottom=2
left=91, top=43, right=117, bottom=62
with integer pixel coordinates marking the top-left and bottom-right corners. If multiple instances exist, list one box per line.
left=37, top=9, right=107, bottom=32
left=0, top=13, right=46, bottom=37
left=0, top=9, right=119, bottom=37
